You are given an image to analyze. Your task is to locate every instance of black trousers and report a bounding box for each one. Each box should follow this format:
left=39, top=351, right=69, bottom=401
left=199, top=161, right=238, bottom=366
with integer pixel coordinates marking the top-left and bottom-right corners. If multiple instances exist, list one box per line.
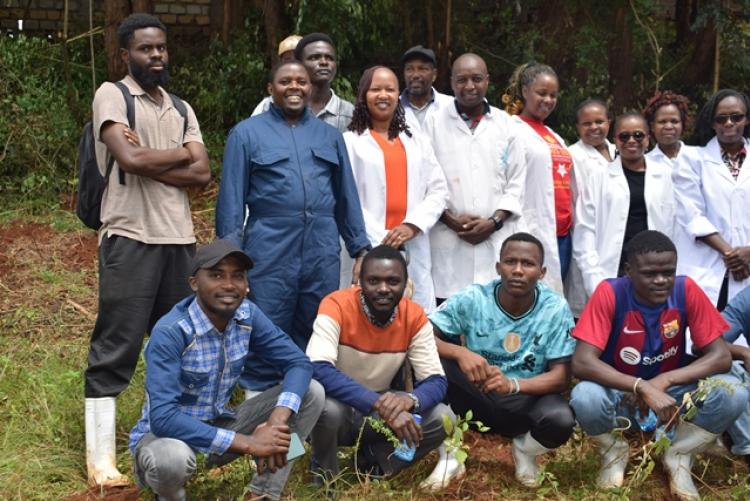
left=85, top=235, right=194, bottom=398
left=441, top=358, right=575, bottom=448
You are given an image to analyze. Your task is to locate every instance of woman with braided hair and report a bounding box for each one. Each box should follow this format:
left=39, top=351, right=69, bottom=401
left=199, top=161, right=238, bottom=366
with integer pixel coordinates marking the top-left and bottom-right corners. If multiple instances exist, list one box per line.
left=643, top=90, right=692, bottom=170
left=340, top=66, right=448, bottom=313
left=503, top=62, right=574, bottom=296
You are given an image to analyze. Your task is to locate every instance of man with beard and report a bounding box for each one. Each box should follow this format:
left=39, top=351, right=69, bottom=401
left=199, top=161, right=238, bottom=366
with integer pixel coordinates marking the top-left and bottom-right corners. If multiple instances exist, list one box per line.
left=430, top=232, right=576, bottom=488
left=129, top=240, right=324, bottom=501
left=216, top=60, right=369, bottom=398
left=399, top=45, right=452, bottom=131
left=85, top=13, right=209, bottom=487
left=423, top=53, right=524, bottom=305
left=306, top=245, right=463, bottom=491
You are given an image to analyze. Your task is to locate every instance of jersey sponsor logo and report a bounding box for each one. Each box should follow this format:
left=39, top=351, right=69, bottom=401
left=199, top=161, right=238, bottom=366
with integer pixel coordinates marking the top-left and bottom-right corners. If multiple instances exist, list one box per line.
left=503, top=332, right=521, bottom=353
left=619, top=347, right=642, bottom=365
left=662, top=319, right=679, bottom=339
left=642, top=345, right=679, bottom=365
left=623, top=325, right=644, bottom=335
left=521, top=353, right=536, bottom=372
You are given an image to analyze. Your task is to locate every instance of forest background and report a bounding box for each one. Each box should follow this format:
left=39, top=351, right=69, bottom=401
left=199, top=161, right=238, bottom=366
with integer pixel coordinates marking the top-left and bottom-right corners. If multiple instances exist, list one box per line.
left=3, top=0, right=750, bottom=207
left=2, top=1, right=750, bottom=500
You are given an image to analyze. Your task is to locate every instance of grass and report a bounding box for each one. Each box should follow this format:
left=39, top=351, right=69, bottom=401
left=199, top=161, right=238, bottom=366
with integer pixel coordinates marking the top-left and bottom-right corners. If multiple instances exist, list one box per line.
left=1, top=208, right=750, bottom=500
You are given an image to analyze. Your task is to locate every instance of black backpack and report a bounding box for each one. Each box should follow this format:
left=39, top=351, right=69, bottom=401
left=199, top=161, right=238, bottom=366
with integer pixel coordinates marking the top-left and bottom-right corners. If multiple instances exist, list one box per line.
left=75, top=81, right=189, bottom=230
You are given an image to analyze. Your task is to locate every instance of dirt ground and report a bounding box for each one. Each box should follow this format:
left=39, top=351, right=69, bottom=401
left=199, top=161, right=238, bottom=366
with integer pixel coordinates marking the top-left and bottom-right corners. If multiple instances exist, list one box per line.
left=0, top=221, right=98, bottom=282
left=1, top=216, right=745, bottom=500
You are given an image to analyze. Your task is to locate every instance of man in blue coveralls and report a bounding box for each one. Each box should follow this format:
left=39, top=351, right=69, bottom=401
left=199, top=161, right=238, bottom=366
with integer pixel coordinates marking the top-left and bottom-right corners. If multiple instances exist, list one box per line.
left=216, top=60, right=370, bottom=394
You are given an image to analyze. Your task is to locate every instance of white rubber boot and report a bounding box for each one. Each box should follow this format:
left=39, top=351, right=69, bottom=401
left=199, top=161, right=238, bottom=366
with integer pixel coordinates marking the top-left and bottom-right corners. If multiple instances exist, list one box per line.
left=85, top=397, right=129, bottom=487
left=592, top=432, right=629, bottom=488
left=418, top=444, right=466, bottom=492
left=663, top=421, right=718, bottom=501
left=511, top=432, right=551, bottom=487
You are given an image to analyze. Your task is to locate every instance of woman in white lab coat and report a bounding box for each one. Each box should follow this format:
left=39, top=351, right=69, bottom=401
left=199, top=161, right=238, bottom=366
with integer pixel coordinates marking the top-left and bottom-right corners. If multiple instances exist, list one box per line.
left=566, top=99, right=616, bottom=315
left=673, top=89, right=750, bottom=309
left=574, top=112, right=675, bottom=298
left=643, top=90, right=692, bottom=171
left=341, top=66, right=448, bottom=312
left=503, top=62, right=573, bottom=295
left=568, top=99, right=615, bottom=184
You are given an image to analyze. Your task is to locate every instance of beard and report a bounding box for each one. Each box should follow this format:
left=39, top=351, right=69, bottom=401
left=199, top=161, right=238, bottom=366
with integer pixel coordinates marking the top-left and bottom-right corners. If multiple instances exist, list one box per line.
left=130, top=60, right=171, bottom=90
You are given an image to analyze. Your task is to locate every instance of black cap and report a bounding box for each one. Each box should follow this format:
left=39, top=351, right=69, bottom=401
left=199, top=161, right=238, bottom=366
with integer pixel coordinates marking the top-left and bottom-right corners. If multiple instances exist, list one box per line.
left=191, top=240, right=253, bottom=275
left=401, top=45, right=436, bottom=66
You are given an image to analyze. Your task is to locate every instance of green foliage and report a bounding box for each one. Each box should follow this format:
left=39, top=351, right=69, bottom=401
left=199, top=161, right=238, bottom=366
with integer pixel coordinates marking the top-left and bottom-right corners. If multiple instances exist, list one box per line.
left=441, top=409, right=489, bottom=465
left=363, top=416, right=402, bottom=450
left=0, top=35, right=101, bottom=210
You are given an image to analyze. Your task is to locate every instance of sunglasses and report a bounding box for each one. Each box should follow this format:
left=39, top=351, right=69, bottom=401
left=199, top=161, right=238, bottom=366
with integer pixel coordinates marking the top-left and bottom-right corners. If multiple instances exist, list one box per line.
left=713, top=113, right=747, bottom=125
left=617, top=131, right=647, bottom=142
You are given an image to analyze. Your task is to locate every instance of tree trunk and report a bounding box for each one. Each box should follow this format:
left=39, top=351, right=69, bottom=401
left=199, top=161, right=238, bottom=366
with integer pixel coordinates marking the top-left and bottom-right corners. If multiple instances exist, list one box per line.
left=608, top=3, right=634, bottom=113
left=259, top=0, right=291, bottom=65
left=426, top=0, right=434, bottom=53
left=401, top=1, right=413, bottom=50
left=435, top=0, right=452, bottom=91
left=104, top=0, right=130, bottom=81
left=131, top=0, right=152, bottom=12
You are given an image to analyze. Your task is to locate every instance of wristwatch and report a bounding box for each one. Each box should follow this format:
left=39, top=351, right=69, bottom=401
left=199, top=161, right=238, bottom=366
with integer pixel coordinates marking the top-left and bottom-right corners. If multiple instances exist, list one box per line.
left=407, top=392, right=421, bottom=412
left=489, top=214, right=504, bottom=232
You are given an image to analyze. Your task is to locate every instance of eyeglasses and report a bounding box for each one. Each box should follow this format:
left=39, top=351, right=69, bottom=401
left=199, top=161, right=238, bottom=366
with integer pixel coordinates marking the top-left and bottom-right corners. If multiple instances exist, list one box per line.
left=617, top=131, right=647, bottom=142
left=713, top=113, right=746, bottom=125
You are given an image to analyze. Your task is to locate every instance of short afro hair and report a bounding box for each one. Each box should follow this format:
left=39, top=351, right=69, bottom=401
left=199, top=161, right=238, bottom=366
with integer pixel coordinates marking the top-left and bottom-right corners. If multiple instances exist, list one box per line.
left=294, top=33, right=336, bottom=61
left=500, top=232, right=545, bottom=264
left=117, top=13, right=167, bottom=50
left=624, top=230, right=676, bottom=265
left=267, top=60, right=308, bottom=83
left=360, top=245, right=408, bottom=281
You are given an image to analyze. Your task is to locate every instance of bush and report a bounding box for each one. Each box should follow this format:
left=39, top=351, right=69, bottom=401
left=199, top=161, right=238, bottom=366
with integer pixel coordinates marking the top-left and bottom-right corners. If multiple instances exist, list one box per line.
left=0, top=35, right=100, bottom=210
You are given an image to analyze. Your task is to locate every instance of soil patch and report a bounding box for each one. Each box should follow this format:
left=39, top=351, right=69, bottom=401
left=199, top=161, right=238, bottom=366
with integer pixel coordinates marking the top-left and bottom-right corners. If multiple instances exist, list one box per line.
left=0, top=220, right=98, bottom=283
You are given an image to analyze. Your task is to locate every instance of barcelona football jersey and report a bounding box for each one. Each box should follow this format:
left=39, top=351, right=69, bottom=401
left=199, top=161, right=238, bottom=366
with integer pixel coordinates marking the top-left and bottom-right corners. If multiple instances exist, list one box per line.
left=574, top=275, right=727, bottom=380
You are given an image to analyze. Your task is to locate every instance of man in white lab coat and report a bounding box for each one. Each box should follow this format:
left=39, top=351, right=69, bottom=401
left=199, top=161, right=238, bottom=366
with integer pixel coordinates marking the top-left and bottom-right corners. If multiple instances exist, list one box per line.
left=422, top=53, right=524, bottom=303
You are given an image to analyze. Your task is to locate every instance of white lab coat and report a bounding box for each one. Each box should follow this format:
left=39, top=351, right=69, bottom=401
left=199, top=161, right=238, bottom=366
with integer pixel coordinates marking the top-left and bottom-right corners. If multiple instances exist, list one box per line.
left=568, top=139, right=616, bottom=192
left=512, top=116, right=573, bottom=295
left=340, top=129, right=449, bottom=312
left=645, top=141, right=691, bottom=172
left=565, top=139, right=616, bottom=316
left=673, top=136, right=750, bottom=305
left=423, top=102, right=525, bottom=299
left=574, top=157, right=676, bottom=297
left=401, top=88, right=454, bottom=132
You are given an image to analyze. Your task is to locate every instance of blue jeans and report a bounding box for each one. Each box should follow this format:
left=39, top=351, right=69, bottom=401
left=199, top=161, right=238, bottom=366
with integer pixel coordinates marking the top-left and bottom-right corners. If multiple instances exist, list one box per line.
left=570, top=373, right=748, bottom=436
left=557, top=232, right=572, bottom=282
left=727, top=362, right=750, bottom=455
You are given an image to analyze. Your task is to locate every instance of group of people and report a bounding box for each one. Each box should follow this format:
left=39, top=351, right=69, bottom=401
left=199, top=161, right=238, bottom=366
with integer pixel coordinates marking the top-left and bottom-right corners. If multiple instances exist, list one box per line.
left=81, top=13, right=750, bottom=501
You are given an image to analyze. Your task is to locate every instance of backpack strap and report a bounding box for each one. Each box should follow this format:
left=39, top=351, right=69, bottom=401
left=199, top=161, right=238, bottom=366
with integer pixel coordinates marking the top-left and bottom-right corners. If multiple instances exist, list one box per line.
left=113, top=81, right=134, bottom=186
left=168, top=93, right=189, bottom=140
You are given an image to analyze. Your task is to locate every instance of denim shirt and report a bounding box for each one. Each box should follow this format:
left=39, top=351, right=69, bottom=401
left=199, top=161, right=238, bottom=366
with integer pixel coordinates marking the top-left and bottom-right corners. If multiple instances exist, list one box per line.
left=129, top=296, right=312, bottom=455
